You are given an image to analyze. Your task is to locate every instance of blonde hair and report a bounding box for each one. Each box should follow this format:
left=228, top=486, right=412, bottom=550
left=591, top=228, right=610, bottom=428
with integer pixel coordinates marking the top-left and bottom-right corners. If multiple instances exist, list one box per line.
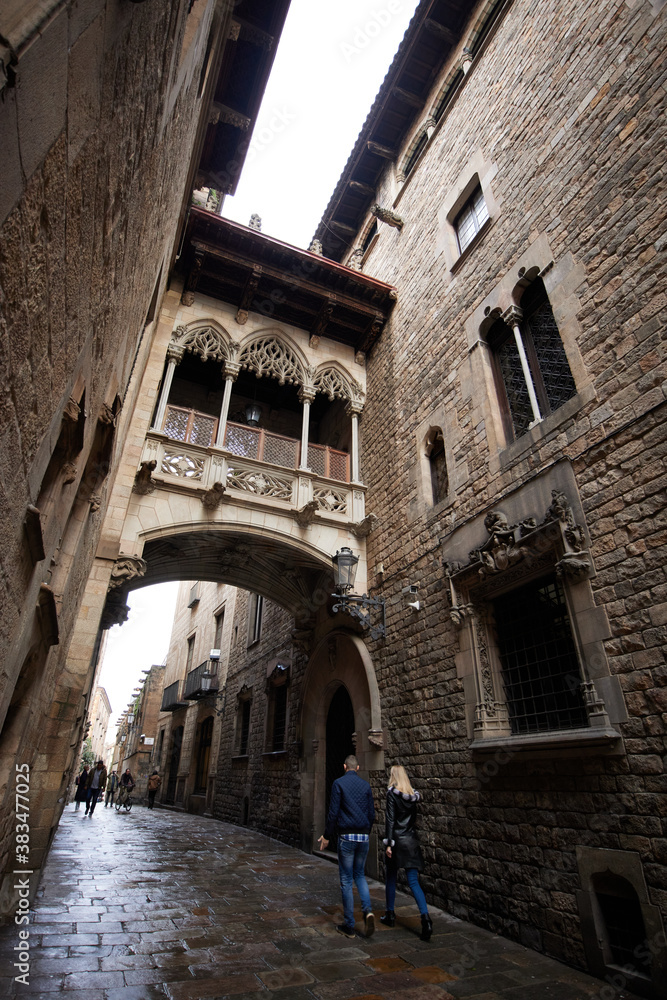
left=388, top=765, right=414, bottom=795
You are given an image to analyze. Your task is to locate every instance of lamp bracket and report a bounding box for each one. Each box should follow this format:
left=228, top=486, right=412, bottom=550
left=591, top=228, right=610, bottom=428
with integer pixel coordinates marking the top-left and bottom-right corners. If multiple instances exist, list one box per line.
left=331, top=592, right=386, bottom=640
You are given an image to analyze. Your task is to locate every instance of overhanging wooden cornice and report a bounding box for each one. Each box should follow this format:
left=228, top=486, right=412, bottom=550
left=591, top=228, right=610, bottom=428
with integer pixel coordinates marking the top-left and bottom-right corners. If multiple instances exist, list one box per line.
left=314, top=0, right=472, bottom=261
left=178, top=210, right=397, bottom=353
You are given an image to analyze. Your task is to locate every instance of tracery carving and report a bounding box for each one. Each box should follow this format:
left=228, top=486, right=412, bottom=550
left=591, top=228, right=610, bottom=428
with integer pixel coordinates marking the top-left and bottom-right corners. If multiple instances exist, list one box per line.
left=239, top=336, right=305, bottom=385
left=313, top=488, right=348, bottom=514
left=226, top=467, right=292, bottom=500
left=172, top=324, right=229, bottom=363
left=161, top=451, right=204, bottom=480
left=308, top=239, right=323, bottom=255
left=312, top=366, right=353, bottom=401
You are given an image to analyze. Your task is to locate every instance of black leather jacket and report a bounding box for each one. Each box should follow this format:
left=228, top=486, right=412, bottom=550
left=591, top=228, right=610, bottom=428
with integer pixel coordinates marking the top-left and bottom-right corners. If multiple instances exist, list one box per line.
left=383, top=787, right=425, bottom=870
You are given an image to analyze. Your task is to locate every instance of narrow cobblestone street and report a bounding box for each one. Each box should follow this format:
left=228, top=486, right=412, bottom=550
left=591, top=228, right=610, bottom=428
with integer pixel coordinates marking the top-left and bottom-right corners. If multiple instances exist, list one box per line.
left=0, top=806, right=642, bottom=1000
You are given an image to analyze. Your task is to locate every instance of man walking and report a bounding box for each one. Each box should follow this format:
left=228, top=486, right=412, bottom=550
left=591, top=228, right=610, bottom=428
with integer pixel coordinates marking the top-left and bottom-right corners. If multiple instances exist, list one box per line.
left=84, top=760, right=107, bottom=817
left=318, top=754, right=375, bottom=939
left=105, top=770, right=119, bottom=807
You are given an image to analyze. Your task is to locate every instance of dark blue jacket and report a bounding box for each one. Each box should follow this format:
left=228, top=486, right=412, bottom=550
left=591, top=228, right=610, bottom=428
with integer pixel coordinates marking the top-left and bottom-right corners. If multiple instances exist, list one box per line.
left=324, top=769, right=375, bottom=840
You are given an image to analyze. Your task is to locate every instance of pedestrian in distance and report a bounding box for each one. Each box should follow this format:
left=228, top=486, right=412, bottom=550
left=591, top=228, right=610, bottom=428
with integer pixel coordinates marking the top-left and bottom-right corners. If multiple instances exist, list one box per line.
left=318, top=754, right=376, bottom=940
left=74, top=765, right=89, bottom=810
left=116, top=768, right=135, bottom=809
left=381, top=764, right=432, bottom=941
left=84, top=760, right=107, bottom=817
left=104, top=770, right=119, bottom=807
left=147, top=770, right=161, bottom=809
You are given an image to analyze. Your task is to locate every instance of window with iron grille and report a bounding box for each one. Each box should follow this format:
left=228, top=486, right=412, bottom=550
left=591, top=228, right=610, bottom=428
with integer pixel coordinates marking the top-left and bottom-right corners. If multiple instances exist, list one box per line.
left=455, top=185, right=489, bottom=253
left=271, top=683, right=288, bottom=752
left=488, top=279, right=577, bottom=440
left=493, top=574, right=588, bottom=735
left=265, top=663, right=290, bottom=753
left=194, top=716, right=213, bottom=794
left=238, top=698, right=251, bottom=755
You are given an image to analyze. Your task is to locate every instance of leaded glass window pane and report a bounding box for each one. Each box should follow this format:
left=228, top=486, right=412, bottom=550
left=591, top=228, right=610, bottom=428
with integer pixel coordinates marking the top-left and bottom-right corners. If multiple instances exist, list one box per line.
left=455, top=186, right=489, bottom=252
left=493, top=575, right=588, bottom=735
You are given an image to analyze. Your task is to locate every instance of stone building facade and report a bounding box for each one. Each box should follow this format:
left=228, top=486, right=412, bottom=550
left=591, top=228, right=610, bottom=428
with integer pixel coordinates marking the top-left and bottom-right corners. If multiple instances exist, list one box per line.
left=0, top=0, right=291, bottom=917
left=113, top=663, right=166, bottom=800
left=310, top=0, right=667, bottom=994
left=87, top=686, right=111, bottom=765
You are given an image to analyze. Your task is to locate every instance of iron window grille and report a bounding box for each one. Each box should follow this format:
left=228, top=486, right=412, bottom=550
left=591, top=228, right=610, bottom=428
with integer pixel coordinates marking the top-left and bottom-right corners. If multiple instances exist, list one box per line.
left=493, top=574, right=588, bottom=735
left=239, top=699, right=251, bottom=755
left=489, top=279, right=577, bottom=440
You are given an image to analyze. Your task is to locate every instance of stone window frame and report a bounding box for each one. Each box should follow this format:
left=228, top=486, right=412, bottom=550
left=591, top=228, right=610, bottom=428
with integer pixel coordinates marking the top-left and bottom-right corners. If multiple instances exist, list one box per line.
left=443, top=471, right=626, bottom=756
left=263, top=661, right=291, bottom=756
left=437, top=149, right=500, bottom=273
left=233, top=684, right=253, bottom=758
left=246, top=592, right=264, bottom=647
left=575, top=847, right=667, bottom=996
left=465, top=234, right=595, bottom=472
left=408, top=407, right=461, bottom=523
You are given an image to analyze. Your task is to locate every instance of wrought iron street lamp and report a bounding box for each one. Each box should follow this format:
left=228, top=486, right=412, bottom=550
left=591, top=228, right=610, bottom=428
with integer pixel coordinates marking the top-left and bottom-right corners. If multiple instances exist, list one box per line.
left=331, top=547, right=386, bottom=640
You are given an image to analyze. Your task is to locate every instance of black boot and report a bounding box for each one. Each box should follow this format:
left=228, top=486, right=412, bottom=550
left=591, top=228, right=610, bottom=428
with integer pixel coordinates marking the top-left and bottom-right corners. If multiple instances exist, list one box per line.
left=420, top=914, right=432, bottom=941
left=380, top=910, right=395, bottom=927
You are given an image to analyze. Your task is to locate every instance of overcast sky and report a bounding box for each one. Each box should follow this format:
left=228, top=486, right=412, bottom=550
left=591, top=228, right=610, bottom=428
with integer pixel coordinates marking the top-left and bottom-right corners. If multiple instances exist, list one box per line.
left=97, top=0, right=420, bottom=734
left=223, top=0, right=420, bottom=247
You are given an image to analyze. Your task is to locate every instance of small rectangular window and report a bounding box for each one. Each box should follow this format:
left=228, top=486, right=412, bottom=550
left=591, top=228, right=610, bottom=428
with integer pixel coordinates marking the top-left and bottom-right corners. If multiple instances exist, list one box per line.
left=455, top=186, right=489, bottom=253
left=239, top=700, right=251, bottom=755
left=185, top=635, right=196, bottom=672
left=214, top=610, right=225, bottom=650
left=248, top=594, right=263, bottom=645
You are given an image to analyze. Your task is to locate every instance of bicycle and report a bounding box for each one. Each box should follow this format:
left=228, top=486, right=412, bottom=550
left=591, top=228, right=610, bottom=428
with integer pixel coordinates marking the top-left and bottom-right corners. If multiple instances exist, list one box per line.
left=115, top=786, right=134, bottom=812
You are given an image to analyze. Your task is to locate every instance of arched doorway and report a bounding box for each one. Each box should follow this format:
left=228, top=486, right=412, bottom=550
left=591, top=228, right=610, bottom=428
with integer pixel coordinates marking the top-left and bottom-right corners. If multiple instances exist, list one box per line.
left=325, top=685, right=355, bottom=849
left=300, top=631, right=384, bottom=874
left=165, top=725, right=183, bottom=804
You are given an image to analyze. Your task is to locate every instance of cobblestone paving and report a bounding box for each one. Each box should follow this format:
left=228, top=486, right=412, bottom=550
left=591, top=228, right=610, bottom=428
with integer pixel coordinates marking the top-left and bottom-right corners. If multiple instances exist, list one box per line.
left=0, top=806, right=642, bottom=1000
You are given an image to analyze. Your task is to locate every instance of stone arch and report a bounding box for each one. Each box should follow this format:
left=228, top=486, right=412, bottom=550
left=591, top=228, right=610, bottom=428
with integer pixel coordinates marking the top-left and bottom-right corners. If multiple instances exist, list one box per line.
left=172, top=318, right=233, bottom=363
left=299, top=630, right=383, bottom=868
left=312, top=362, right=363, bottom=405
left=238, top=329, right=308, bottom=386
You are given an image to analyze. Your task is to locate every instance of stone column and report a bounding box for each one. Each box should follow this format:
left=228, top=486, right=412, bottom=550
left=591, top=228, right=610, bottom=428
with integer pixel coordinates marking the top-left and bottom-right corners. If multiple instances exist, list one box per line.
left=346, top=400, right=363, bottom=483
left=215, top=361, right=241, bottom=448
left=298, top=387, right=316, bottom=470
left=503, top=305, right=542, bottom=426
left=151, top=343, right=184, bottom=432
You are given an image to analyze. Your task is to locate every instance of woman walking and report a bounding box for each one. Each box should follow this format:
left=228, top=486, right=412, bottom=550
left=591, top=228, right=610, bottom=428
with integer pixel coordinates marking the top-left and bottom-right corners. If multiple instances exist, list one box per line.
left=381, top=764, right=432, bottom=941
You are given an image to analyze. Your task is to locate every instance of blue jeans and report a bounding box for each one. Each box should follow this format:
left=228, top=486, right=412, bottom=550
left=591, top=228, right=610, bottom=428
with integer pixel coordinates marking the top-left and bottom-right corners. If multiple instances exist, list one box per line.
left=385, top=861, right=428, bottom=916
left=338, top=838, right=372, bottom=929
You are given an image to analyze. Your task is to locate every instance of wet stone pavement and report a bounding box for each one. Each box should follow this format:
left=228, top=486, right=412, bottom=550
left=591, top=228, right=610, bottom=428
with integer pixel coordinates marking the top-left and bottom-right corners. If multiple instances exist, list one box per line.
left=0, top=805, right=643, bottom=1000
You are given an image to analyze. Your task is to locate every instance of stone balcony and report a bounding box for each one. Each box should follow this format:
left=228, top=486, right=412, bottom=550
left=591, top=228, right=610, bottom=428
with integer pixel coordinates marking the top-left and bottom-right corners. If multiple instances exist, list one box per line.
left=138, top=412, right=366, bottom=526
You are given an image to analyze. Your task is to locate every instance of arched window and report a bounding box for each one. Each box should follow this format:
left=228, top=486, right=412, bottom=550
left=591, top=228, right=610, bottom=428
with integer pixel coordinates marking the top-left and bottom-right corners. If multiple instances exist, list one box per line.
left=488, top=278, right=576, bottom=440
